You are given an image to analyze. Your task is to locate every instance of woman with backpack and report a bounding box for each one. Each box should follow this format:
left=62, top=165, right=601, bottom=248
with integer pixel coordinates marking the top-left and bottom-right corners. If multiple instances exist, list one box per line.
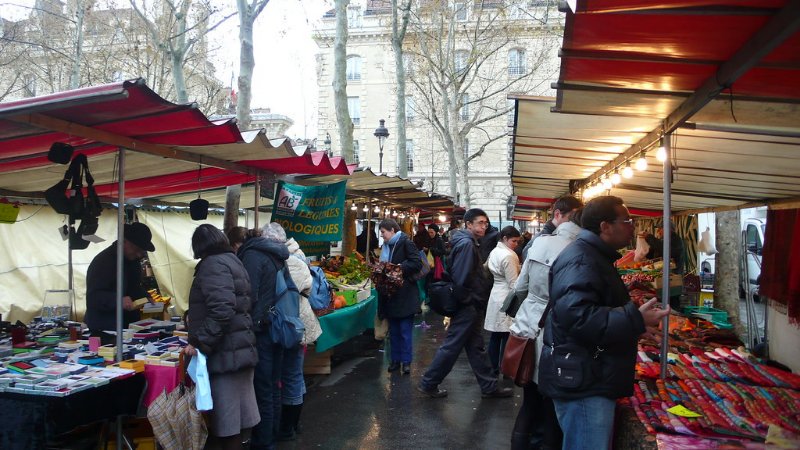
left=377, top=219, right=423, bottom=374
left=185, top=224, right=259, bottom=450
left=231, top=224, right=291, bottom=450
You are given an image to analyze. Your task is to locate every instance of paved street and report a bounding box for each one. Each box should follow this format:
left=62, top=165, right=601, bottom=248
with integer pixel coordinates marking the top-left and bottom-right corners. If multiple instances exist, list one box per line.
left=281, top=310, right=520, bottom=449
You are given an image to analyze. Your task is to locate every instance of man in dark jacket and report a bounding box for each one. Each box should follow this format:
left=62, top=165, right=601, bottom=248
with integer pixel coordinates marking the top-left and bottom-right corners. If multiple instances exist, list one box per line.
left=85, top=222, right=154, bottom=340
left=520, top=195, right=583, bottom=259
left=537, top=196, right=669, bottom=450
left=418, top=208, right=513, bottom=399
left=238, top=227, right=291, bottom=450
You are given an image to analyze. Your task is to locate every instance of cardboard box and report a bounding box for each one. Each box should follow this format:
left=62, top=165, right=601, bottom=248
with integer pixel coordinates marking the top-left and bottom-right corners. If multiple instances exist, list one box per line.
left=652, top=274, right=683, bottom=290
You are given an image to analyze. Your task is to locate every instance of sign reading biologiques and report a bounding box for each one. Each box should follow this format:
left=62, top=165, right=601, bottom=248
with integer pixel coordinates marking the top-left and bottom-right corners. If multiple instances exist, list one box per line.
left=271, top=180, right=346, bottom=244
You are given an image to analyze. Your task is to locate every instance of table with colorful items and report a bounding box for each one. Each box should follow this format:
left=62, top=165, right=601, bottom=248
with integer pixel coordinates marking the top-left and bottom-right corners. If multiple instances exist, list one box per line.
left=613, top=314, right=800, bottom=449
left=314, top=290, right=377, bottom=353
left=0, top=316, right=189, bottom=449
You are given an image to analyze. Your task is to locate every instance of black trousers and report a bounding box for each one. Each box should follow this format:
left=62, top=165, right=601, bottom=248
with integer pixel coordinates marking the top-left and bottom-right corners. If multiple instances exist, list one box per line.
left=513, top=381, right=563, bottom=449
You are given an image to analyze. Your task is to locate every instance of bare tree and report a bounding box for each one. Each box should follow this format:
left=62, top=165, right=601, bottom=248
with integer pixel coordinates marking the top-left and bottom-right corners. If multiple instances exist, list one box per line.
left=332, top=0, right=354, bottom=164
left=391, top=0, right=412, bottom=178
left=130, top=0, right=235, bottom=103
left=235, top=0, right=271, bottom=130
left=406, top=0, right=559, bottom=205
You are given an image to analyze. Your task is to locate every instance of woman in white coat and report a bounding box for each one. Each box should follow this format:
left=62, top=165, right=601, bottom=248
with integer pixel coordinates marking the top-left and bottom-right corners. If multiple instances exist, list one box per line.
left=483, top=226, right=522, bottom=377
left=509, top=212, right=581, bottom=450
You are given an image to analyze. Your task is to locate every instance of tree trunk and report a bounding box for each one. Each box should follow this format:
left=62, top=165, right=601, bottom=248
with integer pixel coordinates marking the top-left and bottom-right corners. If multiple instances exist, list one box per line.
left=69, top=0, right=85, bottom=90
left=333, top=0, right=354, bottom=164
left=391, top=0, right=410, bottom=178
left=224, top=184, right=242, bottom=233
left=342, top=201, right=357, bottom=256
left=715, top=210, right=742, bottom=335
left=171, top=52, right=188, bottom=103
left=236, top=0, right=255, bottom=130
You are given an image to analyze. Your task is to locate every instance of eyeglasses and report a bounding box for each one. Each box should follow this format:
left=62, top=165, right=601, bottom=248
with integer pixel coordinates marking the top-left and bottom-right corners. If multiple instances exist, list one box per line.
left=615, top=218, right=634, bottom=225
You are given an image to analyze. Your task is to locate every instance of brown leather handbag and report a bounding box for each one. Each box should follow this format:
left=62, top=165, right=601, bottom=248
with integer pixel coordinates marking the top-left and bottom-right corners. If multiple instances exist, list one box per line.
left=501, top=333, right=536, bottom=387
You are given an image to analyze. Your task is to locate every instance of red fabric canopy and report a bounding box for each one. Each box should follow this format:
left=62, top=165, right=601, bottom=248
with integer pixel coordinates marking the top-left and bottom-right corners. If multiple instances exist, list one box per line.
left=0, top=79, right=354, bottom=201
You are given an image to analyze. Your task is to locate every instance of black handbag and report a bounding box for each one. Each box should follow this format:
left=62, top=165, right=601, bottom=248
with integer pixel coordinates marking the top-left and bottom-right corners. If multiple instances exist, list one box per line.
left=429, top=276, right=459, bottom=317
left=501, top=289, right=526, bottom=318
left=44, top=175, right=71, bottom=214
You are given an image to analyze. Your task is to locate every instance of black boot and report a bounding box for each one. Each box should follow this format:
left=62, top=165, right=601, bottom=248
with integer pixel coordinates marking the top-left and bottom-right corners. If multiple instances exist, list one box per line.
left=511, top=432, right=532, bottom=450
left=277, top=404, right=302, bottom=441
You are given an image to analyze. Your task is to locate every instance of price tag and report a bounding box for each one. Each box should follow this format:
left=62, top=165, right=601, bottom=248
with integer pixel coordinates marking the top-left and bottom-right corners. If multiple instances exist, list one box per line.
left=667, top=404, right=702, bottom=418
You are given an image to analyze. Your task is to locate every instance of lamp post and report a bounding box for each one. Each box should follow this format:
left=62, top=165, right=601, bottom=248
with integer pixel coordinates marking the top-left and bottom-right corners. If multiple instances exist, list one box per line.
left=373, top=119, right=389, bottom=173
left=324, top=132, right=332, bottom=157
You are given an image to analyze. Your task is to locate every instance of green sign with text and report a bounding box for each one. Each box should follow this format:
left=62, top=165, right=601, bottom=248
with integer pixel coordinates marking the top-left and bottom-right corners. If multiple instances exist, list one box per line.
left=270, top=180, right=346, bottom=243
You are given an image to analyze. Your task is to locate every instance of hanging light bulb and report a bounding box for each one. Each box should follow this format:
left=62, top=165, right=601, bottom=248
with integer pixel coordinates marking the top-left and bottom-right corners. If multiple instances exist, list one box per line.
left=582, top=188, right=592, bottom=200
left=635, top=152, right=648, bottom=171
left=374, top=205, right=381, bottom=213
left=350, top=203, right=357, bottom=211
left=656, top=137, right=667, bottom=162
left=362, top=204, right=369, bottom=212
left=438, top=214, right=447, bottom=223
left=611, top=170, right=622, bottom=185
left=385, top=208, right=391, bottom=216
left=602, top=175, right=612, bottom=190
left=392, top=210, right=398, bottom=217
left=622, top=162, right=634, bottom=179
left=398, top=212, right=406, bottom=219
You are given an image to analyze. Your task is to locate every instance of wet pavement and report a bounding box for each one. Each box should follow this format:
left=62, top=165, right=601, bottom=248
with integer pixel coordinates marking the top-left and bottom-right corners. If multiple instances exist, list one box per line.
left=280, top=310, right=520, bottom=449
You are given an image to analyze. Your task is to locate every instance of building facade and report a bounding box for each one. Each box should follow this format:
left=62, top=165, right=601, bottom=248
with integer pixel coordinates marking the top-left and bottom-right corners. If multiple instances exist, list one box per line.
left=314, top=0, right=563, bottom=219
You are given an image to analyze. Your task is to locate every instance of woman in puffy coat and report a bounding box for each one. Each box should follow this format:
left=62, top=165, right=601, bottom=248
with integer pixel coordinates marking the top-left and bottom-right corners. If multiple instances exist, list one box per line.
left=483, top=226, right=522, bottom=377
left=185, top=224, right=259, bottom=450
left=378, top=218, right=423, bottom=374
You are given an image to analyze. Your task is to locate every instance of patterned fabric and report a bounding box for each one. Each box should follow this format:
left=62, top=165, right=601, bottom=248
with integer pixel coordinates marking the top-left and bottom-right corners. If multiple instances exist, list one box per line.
left=147, top=384, right=207, bottom=450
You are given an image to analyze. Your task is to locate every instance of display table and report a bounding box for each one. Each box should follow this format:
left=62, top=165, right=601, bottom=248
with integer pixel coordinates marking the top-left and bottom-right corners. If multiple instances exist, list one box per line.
left=315, top=291, right=377, bottom=352
left=0, top=374, right=145, bottom=450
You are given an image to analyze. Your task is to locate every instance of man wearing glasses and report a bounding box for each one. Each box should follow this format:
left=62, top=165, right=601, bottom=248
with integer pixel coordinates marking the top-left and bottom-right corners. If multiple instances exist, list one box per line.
left=537, top=196, right=669, bottom=450
left=418, top=208, right=514, bottom=399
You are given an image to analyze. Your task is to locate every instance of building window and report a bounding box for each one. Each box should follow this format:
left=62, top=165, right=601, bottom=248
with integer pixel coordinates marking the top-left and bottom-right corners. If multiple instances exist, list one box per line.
left=353, top=140, right=360, bottom=165
left=405, top=96, right=415, bottom=123
left=347, top=96, right=361, bottom=125
left=347, top=55, right=362, bottom=81
left=403, top=54, right=414, bottom=76
left=348, top=5, right=362, bottom=27
left=463, top=139, right=470, bottom=160
left=454, top=50, right=468, bottom=75
left=454, top=2, right=467, bottom=21
left=509, top=48, right=526, bottom=76
left=459, top=93, right=469, bottom=121
left=406, top=139, right=414, bottom=172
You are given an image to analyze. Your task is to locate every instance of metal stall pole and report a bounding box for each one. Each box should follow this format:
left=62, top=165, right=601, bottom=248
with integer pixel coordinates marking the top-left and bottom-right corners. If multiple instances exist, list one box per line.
left=660, top=135, right=672, bottom=380
left=254, top=176, right=260, bottom=230
left=365, top=202, right=373, bottom=263
left=115, top=147, right=126, bottom=450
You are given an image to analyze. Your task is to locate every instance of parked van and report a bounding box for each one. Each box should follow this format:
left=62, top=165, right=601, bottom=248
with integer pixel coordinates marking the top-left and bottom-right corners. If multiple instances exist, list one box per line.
left=741, top=217, right=765, bottom=301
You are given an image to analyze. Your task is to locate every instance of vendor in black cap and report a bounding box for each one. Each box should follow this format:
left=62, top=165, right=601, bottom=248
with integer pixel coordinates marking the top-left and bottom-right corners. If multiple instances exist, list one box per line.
left=85, top=222, right=156, bottom=341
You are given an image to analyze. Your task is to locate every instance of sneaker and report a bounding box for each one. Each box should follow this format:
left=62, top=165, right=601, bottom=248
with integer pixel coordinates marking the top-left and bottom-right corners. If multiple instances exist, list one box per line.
left=417, top=383, right=448, bottom=398
left=401, top=363, right=411, bottom=374
left=481, top=387, right=514, bottom=398
left=387, top=361, right=400, bottom=372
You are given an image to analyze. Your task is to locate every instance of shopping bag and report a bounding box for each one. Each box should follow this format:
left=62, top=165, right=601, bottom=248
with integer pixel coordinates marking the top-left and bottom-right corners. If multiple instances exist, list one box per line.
left=374, top=315, right=388, bottom=340
left=426, top=250, right=435, bottom=267
left=698, top=227, right=718, bottom=255
left=500, top=333, right=536, bottom=387
left=148, top=354, right=207, bottom=450
left=187, top=351, right=213, bottom=411
left=433, top=256, right=444, bottom=280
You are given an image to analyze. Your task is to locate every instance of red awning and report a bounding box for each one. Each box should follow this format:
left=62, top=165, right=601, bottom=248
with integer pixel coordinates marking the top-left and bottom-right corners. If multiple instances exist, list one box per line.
left=0, top=79, right=354, bottom=202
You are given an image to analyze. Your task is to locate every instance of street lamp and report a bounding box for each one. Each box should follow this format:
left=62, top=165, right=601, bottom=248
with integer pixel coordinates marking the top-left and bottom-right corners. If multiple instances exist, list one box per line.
left=373, top=119, right=389, bottom=173
left=324, top=133, right=332, bottom=157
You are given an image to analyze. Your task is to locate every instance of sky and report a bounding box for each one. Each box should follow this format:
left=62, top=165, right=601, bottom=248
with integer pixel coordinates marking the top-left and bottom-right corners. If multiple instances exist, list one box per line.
left=1, top=0, right=334, bottom=139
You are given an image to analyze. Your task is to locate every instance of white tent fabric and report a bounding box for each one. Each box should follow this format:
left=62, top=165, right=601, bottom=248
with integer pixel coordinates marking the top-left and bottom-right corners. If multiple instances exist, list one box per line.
left=0, top=206, right=228, bottom=324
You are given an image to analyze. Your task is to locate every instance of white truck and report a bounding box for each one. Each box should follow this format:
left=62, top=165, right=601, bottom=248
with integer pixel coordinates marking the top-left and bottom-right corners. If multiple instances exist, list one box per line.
left=741, top=217, right=765, bottom=302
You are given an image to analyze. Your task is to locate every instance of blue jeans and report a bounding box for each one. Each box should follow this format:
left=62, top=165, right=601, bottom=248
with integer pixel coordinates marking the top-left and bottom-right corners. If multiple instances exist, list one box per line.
left=487, top=331, right=509, bottom=376
left=281, top=345, right=306, bottom=406
left=388, top=315, right=414, bottom=364
left=553, top=396, right=616, bottom=450
left=420, top=305, right=497, bottom=393
left=251, top=332, right=283, bottom=450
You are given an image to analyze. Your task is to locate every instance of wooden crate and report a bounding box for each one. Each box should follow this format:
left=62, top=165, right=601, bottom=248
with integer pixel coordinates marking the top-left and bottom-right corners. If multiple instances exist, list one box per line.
left=304, top=348, right=332, bottom=375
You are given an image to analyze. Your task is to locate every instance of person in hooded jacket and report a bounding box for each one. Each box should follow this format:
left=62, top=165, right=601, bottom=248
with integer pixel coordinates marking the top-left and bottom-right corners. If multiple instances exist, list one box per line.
left=235, top=223, right=291, bottom=450
left=418, top=208, right=513, bottom=399
left=184, top=224, right=259, bottom=450
left=378, top=219, right=423, bottom=374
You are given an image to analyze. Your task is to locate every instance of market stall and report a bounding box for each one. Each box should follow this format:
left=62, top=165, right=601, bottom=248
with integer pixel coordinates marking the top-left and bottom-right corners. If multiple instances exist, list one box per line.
left=508, top=0, right=800, bottom=446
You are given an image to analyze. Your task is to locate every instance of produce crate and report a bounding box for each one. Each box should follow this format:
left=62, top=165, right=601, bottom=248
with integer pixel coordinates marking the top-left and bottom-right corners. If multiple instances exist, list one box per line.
left=682, top=306, right=732, bottom=329
left=338, top=289, right=358, bottom=306
left=652, top=274, right=684, bottom=289
left=303, top=348, right=332, bottom=375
